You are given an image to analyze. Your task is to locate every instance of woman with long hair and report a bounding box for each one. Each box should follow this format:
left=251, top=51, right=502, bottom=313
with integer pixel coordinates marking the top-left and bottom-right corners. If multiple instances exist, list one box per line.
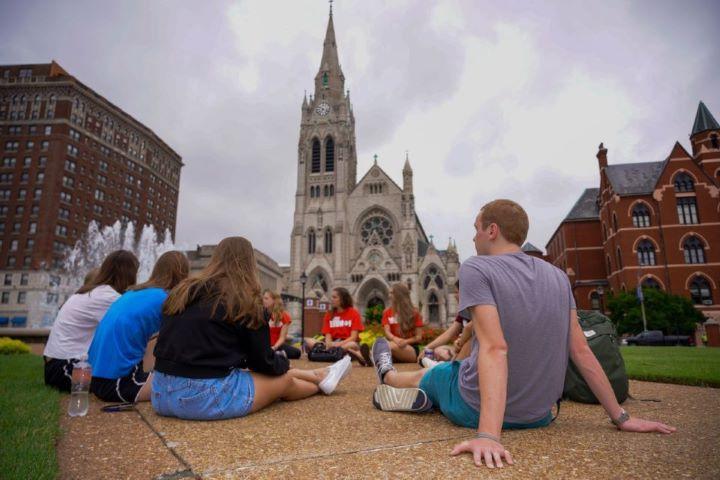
left=151, top=237, right=351, bottom=421
left=304, top=287, right=367, bottom=365
left=262, top=290, right=301, bottom=359
left=380, top=283, right=424, bottom=363
left=43, top=250, right=139, bottom=392
left=88, top=251, right=190, bottom=403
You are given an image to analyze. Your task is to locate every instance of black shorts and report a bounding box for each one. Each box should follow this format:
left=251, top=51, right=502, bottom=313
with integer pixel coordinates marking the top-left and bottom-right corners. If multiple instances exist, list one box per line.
left=44, top=357, right=78, bottom=392
left=90, top=363, right=151, bottom=403
left=412, top=344, right=420, bottom=356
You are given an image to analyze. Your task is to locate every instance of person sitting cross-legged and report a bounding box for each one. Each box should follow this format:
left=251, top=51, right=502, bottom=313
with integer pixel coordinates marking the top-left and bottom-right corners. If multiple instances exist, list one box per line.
left=380, top=283, right=424, bottom=363
left=370, top=199, right=676, bottom=469
left=263, top=289, right=301, bottom=359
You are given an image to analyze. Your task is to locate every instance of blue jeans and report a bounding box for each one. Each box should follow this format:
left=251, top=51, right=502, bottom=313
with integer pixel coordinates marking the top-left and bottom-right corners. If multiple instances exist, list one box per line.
left=419, top=361, right=552, bottom=429
left=152, top=370, right=255, bottom=421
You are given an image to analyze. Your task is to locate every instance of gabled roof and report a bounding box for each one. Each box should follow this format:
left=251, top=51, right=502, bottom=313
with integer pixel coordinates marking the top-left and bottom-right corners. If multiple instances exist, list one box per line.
left=565, top=188, right=600, bottom=220
left=605, top=162, right=665, bottom=196
left=352, top=163, right=402, bottom=195
left=521, top=242, right=543, bottom=253
left=692, top=101, right=719, bottom=136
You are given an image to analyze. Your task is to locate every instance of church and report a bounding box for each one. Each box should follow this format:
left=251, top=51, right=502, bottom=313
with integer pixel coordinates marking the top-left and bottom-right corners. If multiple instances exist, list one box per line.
left=286, top=8, right=459, bottom=326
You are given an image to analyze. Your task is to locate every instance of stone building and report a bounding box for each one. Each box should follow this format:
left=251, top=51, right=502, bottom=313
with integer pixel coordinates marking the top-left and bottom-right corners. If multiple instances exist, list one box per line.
left=286, top=9, right=459, bottom=325
left=546, top=102, right=720, bottom=318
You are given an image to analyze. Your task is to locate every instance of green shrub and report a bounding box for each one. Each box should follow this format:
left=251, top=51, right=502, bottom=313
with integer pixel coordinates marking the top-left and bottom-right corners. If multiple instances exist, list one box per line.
left=359, top=323, right=385, bottom=346
left=363, top=305, right=384, bottom=325
left=0, top=337, right=31, bottom=355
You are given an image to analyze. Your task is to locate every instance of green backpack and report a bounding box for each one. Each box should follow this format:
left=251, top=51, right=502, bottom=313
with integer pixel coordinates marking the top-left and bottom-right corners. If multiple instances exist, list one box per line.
left=563, top=310, right=629, bottom=404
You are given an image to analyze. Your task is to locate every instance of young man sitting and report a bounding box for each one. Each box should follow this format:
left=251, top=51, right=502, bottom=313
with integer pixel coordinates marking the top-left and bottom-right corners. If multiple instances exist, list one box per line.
left=370, top=199, right=675, bottom=469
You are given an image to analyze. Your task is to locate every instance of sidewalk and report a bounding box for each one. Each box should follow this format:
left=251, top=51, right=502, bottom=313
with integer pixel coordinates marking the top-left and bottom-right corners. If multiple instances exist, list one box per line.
left=58, top=360, right=720, bottom=479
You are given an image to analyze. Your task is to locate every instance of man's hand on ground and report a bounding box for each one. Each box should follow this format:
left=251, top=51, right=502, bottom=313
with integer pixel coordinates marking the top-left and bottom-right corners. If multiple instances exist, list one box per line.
left=619, top=417, right=677, bottom=434
left=450, top=438, right=513, bottom=468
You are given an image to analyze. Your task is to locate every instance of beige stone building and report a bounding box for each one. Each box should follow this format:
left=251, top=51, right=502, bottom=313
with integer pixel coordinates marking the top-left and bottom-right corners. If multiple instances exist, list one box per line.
left=287, top=9, right=459, bottom=325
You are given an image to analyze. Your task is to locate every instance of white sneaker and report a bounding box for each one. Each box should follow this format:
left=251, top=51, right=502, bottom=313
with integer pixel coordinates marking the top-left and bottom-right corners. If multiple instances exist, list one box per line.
left=421, top=357, right=440, bottom=369
left=318, top=355, right=352, bottom=395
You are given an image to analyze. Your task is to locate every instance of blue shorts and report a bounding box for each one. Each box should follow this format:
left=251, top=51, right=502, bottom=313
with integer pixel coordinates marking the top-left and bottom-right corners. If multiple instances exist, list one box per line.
left=151, top=369, right=255, bottom=421
left=419, top=361, right=553, bottom=430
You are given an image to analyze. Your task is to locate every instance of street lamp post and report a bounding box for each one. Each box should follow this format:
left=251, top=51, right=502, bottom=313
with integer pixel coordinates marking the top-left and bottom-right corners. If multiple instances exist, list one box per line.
left=299, top=272, right=308, bottom=350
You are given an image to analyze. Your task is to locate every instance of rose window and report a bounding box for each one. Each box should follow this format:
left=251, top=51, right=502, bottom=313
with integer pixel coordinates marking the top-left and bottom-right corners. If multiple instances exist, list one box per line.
left=361, top=216, right=394, bottom=246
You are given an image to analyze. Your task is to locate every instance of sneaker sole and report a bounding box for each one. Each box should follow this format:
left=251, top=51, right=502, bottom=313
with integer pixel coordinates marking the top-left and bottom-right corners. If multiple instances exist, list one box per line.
left=372, top=384, right=430, bottom=412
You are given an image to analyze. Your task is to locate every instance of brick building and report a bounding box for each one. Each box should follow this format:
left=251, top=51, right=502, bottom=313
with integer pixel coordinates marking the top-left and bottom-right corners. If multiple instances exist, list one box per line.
left=546, top=102, right=720, bottom=319
left=0, top=61, right=182, bottom=327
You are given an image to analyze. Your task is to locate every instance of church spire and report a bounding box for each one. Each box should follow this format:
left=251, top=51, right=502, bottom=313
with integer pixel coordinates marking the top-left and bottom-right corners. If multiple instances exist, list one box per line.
left=315, top=3, right=345, bottom=98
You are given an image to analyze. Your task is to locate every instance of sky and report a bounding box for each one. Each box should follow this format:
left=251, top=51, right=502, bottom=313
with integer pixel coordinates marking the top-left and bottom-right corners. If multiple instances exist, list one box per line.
left=1, top=0, right=719, bottom=264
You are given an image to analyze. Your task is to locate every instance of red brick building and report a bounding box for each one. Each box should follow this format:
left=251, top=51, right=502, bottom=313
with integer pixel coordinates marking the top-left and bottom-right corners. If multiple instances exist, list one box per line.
left=0, top=61, right=182, bottom=270
left=547, top=102, right=720, bottom=319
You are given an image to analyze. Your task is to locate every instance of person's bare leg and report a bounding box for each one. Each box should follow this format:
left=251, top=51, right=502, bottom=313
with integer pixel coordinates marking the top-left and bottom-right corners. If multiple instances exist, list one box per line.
left=304, top=337, right=322, bottom=351
left=342, top=341, right=367, bottom=365
left=250, top=373, right=319, bottom=413
left=287, top=367, right=328, bottom=385
left=383, top=368, right=427, bottom=388
left=143, top=336, right=158, bottom=372
left=134, top=372, right=153, bottom=402
left=389, top=342, right=418, bottom=363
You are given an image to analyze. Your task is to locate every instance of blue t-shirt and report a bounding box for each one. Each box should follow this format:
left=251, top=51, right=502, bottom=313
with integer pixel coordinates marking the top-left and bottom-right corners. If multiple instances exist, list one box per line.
left=88, top=288, right=168, bottom=379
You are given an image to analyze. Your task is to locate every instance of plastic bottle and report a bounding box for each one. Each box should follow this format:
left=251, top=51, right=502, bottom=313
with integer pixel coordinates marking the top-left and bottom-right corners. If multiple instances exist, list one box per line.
left=68, top=356, right=91, bottom=417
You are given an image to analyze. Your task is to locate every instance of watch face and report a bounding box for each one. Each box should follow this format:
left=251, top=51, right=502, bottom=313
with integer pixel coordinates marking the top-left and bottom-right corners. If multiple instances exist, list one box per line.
left=315, top=103, right=330, bottom=116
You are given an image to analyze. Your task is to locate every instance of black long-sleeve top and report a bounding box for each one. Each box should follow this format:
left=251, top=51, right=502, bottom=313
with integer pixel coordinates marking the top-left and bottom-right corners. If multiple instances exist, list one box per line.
left=154, top=300, right=289, bottom=379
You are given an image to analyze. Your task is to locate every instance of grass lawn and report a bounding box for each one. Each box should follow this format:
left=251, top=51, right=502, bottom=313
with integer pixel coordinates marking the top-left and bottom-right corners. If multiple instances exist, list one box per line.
left=620, top=346, right=720, bottom=388
left=0, top=354, right=61, bottom=480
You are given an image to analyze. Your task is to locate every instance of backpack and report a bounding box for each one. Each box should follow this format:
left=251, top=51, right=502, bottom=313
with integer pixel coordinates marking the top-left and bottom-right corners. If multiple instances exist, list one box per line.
left=563, top=310, right=629, bottom=404
left=307, top=343, right=346, bottom=362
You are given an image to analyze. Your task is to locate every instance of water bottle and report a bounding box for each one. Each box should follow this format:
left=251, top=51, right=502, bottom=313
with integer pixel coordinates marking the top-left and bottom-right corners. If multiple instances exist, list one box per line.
left=68, top=357, right=91, bottom=417
left=424, top=348, right=434, bottom=360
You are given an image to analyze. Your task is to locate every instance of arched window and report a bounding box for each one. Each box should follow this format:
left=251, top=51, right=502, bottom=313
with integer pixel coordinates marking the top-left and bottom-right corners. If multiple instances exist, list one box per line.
left=307, top=229, right=316, bottom=254
left=311, top=138, right=321, bottom=173
left=309, top=186, right=315, bottom=198
left=642, top=277, right=661, bottom=290
left=325, top=137, right=334, bottom=172
left=674, top=172, right=694, bottom=192
left=616, top=248, right=623, bottom=269
left=612, top=213, right=618, bottom=232
left=427, top=292, right=439, bottom=324
left=636, top=239, right=656, bottom=266
left=423, top=266, right=443, bottom=290
left=310, top=272, right=328, bottom=293
left=324, top=228, right=333, bottom=254
left=322, top=72, right=328, bottom=86
left=360, top=215, right=394, bottom=246
left=677, top=197, right=699, bottom=224
left=689, top=276, right=713, bottom=305
left=590, top=291, right=600, bottom=310
left=329, top=185, right=334, bottom=196
left=631, top=203, right=651, bottom=228
left=711, top=134, right=719, bottom=149
left=606, top=255, right=612, bottom=274
left=683, top=236, right=706, bottom=264
left=324, top=185, right=329, bottom=197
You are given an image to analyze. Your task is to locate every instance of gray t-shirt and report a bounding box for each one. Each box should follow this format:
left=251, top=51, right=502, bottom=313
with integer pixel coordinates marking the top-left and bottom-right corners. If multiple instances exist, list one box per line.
left=457, top=252, right=575, bottom=424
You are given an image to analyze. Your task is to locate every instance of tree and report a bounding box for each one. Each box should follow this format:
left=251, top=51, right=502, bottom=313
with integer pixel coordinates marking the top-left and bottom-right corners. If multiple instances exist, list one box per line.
left=606, top=288, right=705, bottom=336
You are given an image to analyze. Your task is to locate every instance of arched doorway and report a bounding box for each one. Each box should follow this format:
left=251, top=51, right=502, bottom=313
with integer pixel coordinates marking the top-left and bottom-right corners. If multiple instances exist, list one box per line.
left=356, top=278, right=389, bottom=320
left=367, top=296, right=385, bottom=310
left=428, top=292, right=439, bottom=324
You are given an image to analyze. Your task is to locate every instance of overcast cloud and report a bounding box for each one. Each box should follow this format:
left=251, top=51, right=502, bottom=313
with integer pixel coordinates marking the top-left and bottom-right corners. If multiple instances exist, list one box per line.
left=1, top=0, right=718, bottom=263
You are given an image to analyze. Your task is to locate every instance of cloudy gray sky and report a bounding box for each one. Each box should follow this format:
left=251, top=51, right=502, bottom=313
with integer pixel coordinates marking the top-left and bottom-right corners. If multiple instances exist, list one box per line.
left=2, top=0, right=719, bottom=264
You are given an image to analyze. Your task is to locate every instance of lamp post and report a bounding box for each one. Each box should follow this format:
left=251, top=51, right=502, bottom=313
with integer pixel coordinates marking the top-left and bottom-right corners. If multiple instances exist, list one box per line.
left=299, top=272, right=308, bottom=348
left=597, top=286, right=605, bottom=314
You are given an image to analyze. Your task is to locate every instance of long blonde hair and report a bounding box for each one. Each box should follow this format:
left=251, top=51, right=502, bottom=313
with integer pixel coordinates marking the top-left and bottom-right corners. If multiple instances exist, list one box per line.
left=163, top=237, right=264, bottom=329
left=263, top=289, right=285, bottom=326
left=390, top=283, right=418, bottom=335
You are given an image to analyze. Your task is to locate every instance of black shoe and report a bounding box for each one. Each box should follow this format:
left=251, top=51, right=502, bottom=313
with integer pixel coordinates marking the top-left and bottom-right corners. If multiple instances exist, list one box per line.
left=372, top=385, right=433, bottom=412
left=360, top=343, right=372, bottom=367
left=371, top=338, right=394, bottom=384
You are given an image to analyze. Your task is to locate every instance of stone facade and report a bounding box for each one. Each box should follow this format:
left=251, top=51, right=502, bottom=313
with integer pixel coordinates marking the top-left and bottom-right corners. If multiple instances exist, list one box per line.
left=185, top=245, right=284, bottom=293
left=287, top=11, right=459, bottom=325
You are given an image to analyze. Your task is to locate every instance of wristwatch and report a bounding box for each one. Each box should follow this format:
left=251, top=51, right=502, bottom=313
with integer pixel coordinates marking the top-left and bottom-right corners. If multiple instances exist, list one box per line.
left=611, top=409, right=630, bottom=428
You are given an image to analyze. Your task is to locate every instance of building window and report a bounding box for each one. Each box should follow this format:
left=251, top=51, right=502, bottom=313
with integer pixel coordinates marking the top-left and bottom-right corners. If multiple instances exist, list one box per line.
left=676, top=197, right=698, bottom=224
left=26, top=239, right=34, bottom=250
left=324, top=228, right=333, bottom=254
left=20, top=273, right=28, bottom=286
left=1, top=292, right=9, bottom=304
left=590, top=291, right=600, bottom=310
left=17, top=291, right=26, bottom=304
left=616, top=248, right=623, bottom=270
left=642, top=277, right=661, bottom=290
left=3, top=273, right=12, bottom=286
left=311, top=138, right=321, bottom=173
left=631, top=203, right=651, bottom=228
left=427, top=292, right=439, bottom=324
left=673, top=172, right=695, bottom=192
left=22, top=256, right=30, bottom=267
left=683, top=236, right=706, bottom=264
left=689, top=276, right=713, bottom=305
left=361, top=216, right=394, bottom=246
left=9, top=239, right=18, bottom=251
left=323, top=185, right=329, bottom=197
left=44, top=125, right=52, bottom=135
left=29, top=222, right=36, bottom=234
left=325, top=137, right=335, bottom=172
left=307, top=229, right=316, bottom=254
left=636, top=239, right=656, bottom=266
left=329, top=185, right=334, bottom=196
left=711, top=134, right=719, bottom=149
left=422, top=266, right=444, bottom=290
left=612, top=213, right=618, bottom=232
left=55, top=224, right=67, bottom=236
left=6, top=257, right=15, bottom=267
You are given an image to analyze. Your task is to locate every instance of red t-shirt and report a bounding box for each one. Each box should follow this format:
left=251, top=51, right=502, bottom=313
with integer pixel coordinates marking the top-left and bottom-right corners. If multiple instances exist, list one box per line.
left=322, top=308, right=364, bottom=340
left=269, top=311, right=292, bottom=346
left=382, top=308, right=423, bottom=339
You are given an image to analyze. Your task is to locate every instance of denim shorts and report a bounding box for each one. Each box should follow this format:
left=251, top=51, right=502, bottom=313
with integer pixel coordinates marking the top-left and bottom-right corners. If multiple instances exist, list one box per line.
left=419, top=361, right=552, bottom=430
left=151, top=369, right=255, bottom=421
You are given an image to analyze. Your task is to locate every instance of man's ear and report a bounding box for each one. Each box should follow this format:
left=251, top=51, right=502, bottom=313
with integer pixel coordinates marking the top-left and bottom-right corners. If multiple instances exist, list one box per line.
left=488, top=223, right=499, bottom=241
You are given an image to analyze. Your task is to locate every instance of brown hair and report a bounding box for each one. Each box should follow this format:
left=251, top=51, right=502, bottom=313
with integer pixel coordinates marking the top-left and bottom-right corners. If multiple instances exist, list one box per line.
left=390, top=283, right=418, bottom=335
left=480, top=199, right=529, bottom=246
left=83, top=268, right=99, bottom=287
left=331, top=287, right=353, bottom=314
left=76, top=250, right=139, bottom=295
left=129, top=251, right=189, bottom=292
left=162, top=237, right=265, bottom=329
left=263, top=289, right=285, bottom=326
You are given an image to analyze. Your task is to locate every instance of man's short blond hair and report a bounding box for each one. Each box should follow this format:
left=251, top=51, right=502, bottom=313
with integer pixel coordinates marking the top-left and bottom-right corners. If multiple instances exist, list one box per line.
left=480, top=199, right=529, bottom=246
